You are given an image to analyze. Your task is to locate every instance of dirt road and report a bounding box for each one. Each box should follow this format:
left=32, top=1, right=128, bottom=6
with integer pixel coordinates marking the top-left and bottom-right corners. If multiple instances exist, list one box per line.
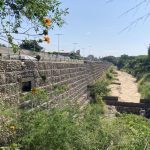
left=109, top=71, right=141, bottom=103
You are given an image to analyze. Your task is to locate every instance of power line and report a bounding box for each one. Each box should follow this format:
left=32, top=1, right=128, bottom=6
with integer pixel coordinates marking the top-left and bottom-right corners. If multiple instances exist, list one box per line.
left=55, top=34, right=63, bottom=52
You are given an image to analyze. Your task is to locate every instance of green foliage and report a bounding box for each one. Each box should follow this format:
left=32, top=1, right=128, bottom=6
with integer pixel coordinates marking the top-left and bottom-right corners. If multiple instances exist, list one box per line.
left=15, top=102, right=150, bottom=150
left=88, top=69, right=114, bottom=101
left=53, top=84, right=69, bottom=94
left=103, top=52, right=150, bottom=99
left=107, top=114, right=150, bottom=150
left=69, top=52, right=81, bottom=60
left=140, top=83, right=150, bottom=99
left=117, top=54, right=130, bottom=69
left=1, top=94, right=150, bottom=149
left=20, top=40, right=43, bottom=52
left=106, top=72, right=114, bottom=81
left=16, top=101, right=108, bottom=150
left=0, top=143, right=20, bottom=150
left=123, top=55, right=148, bottom=79
left=0, top=0, right=69, bottom=52
left=0, top=101, right=18, bottom=147
left=89, top=79, right=110, bottom=100
left=102, top=54, right=149, bottom=79
left=148, top=44, right=150, bottom=58
left=102, top=56, right=118, bottom=66
left=139, top=83, right=150, bottom=99
left=109, top=67, right=114, bottom=73
left=138, top=74, right=150, bottom=99
left=94, top=95, right=105, bottom=113
left=138, top=73, right=150, bottom=85
left=21, top=88, right=49, bottom=106
left=17, top=108, right=79, bottom=150
left=86, top=55, right=96, bottom=61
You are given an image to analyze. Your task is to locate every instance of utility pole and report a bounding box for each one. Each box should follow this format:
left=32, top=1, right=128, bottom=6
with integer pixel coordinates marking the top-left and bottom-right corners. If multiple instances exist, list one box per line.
left=55, top=34, right=63, bottom=53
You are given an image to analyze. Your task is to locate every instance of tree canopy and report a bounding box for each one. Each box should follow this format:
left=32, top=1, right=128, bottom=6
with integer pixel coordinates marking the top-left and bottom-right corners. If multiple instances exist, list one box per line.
left=20, top=40, right=43, bottom=52
left=102, top=56, right=118, bottom=65
left=148, top=45, right=150, bottom=58
left=0, top=0, right=69, bottom=52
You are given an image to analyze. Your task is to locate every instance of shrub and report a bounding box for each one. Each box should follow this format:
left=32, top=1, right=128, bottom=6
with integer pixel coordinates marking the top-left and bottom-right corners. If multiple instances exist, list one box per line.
left=108, top=114, right=150, bottom=150
left=16, top=100, right=110, bottom=150
left=106, top=72, right=114, bottom=81
left=88, top=79, right=110, bottom=100
left=20, top=88, right=49, bottom=108
left=2, top=97, right=150, bottom=150
left=0, top=101, right=18, bottom=147
left=16, top=103, right=150, bottom=150
left=139, top=82, right=150, bottom=99
left=53, top=84, right=69, bottom=94
left=138, top=73, right=150, bottom=99
left=138, top=73, right=150, bottom=85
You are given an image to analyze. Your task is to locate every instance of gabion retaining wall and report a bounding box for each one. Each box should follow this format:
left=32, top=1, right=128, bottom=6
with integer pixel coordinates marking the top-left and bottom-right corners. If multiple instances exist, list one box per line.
left=0, top=60, right=111, bottom=107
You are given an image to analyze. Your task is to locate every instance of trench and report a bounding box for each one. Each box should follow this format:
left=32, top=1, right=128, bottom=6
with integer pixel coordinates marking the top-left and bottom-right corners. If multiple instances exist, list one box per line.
left=103, top=70, right=146, bottom=116
left=109, top=70, right=141, bottom=103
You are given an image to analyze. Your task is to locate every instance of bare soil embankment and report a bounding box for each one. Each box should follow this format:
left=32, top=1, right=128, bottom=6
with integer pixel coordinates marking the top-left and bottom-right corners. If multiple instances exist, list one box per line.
left=109, top=71, right=141, bottom=103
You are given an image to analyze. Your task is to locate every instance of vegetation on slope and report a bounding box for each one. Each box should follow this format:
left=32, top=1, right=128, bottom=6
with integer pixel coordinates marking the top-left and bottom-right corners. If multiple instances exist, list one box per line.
left=1, top=70, right=150, bottom=150
left=138, top=73, right=150, bottom=99
left=16, top=101, right=150, bottom=150
left=102, top=47, right=150, bottom=100
left=88, top=68, right=114, bottom=100
left=1, top=95, right=150, bottom=149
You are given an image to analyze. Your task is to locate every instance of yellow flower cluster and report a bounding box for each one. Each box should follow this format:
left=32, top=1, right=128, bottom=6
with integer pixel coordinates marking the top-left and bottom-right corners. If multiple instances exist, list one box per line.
left=43, top=18, right=52, bottom=44
left=44, top=36, right=50, bottom=44
left=10, top=125, right=16, bottom=131
left=31, top=87, right=37, bottom=94
left=43, top=18, right=52, bottom=27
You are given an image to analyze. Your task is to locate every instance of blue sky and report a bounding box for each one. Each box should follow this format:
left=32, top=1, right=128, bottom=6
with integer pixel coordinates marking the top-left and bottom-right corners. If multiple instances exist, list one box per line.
left=42, top=0, right=150, bottom=57
left=1, top=0, right=150, bottom=57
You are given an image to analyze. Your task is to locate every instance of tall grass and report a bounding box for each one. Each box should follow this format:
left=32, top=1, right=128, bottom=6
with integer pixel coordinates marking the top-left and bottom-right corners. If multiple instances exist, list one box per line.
left=1, top=99, right=150, bottom=150
left=88, top=79, right=111, bottom=100
left=1, top=71, right=150, bottom=150
left=16, top=100, right=150, bottom=150
left=17, top=97, right=108, bottom=150
left=138, top=73, right=150, bottom=99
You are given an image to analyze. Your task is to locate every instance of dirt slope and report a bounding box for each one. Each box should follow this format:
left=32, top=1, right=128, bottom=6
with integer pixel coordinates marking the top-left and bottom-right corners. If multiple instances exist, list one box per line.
left=109, top=71, right=141, bottom=103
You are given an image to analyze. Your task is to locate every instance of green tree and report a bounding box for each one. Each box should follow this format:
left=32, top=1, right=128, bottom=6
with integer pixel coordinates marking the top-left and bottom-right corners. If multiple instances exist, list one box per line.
left=117, top=54, right=129, bottom=69
left=148, top=45, right=150, bottom=58
left=20, top=40, right=43, bottom=52
left=86, top=55, right=96, bottom=61
left=0, top=0, right=69, bottom=52
left=69, top=52, right=82, bottom=60
left=102, top=56, right=118, bottom=65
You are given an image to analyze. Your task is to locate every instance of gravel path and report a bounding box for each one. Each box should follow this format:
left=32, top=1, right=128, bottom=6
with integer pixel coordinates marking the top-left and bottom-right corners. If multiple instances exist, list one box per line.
left=109, top=70, right=141, bottom=103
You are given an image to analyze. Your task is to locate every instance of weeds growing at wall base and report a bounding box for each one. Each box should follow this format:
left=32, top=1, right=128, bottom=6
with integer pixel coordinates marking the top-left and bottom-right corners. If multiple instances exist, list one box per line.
left=1, top=95, right=150, bottom=150
left=1, top=75, right=150, bottom=149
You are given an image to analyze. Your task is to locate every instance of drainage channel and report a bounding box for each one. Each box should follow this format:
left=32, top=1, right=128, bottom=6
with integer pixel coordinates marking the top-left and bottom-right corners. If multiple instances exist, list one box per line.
left=102, top=96, right=150, bottom=118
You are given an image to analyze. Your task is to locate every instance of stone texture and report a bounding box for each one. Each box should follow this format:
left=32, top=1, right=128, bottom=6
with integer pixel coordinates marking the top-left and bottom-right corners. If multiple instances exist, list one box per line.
left=0, top=60, right=111, bottom=107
